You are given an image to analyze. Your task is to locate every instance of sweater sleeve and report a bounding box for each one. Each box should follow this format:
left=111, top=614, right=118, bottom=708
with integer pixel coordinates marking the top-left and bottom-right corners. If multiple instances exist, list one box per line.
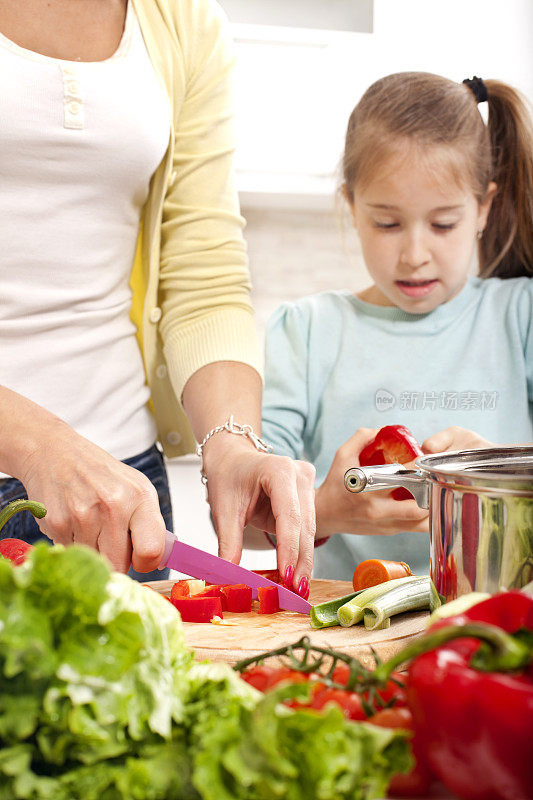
left=158, top=0, right=262, bottom=398
left=261, top=302, right=310, bottom=459
left=517, top=278, right=533, bottom=403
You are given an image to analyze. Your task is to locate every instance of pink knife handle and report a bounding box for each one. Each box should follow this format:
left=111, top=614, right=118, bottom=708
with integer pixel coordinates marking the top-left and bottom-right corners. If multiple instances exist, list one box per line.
left=159, top=531, right=177, bottom=570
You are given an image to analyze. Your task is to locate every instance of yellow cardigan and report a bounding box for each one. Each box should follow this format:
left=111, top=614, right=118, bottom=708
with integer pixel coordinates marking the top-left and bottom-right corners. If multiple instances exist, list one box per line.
left=129, top=0, right=261, bottom=456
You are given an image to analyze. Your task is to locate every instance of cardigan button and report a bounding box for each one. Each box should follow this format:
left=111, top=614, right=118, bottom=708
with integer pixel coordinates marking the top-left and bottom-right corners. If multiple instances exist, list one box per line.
left=149, top=307, right=162, bottom=323
left=166, top=431, right=182, bottom=446
left=156, top=364, right=167, bottom=379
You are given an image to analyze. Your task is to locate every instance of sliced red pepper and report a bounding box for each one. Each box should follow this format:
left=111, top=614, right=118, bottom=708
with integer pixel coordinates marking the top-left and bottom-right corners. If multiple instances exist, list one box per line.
left=193, top=585, right=229, bottom=611
left=169, top=579, right=205, bottom=603
left=359, top=425, right=423, bottom=500
left=222, top=584, right=253, bottom=612
left=257, top=586, right=280, bottom=614
left=170, top=596, right=223, bottom=623
left=252, top=569, right=284, bottom=585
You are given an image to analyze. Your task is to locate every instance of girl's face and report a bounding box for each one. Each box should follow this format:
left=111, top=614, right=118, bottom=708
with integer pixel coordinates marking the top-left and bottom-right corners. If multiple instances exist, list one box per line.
left=348, top=148, right=496, bottom=313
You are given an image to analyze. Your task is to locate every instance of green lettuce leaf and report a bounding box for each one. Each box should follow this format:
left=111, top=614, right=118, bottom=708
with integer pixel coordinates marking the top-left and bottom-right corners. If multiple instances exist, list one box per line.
left=188, top=678, right=411, bottom=800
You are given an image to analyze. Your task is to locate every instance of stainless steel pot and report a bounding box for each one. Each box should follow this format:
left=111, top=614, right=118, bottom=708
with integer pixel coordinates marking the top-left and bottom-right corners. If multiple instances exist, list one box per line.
left=344, top=446, right=533, bottom=600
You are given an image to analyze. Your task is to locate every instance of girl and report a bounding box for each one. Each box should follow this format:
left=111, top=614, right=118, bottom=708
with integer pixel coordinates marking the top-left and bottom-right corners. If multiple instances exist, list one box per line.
left=262, top=72, right=533, bottom=583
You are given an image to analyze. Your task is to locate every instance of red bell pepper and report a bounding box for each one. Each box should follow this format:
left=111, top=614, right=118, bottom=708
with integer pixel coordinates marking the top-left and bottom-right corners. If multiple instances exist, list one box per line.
left=223, top=584, right=253, bottom=612
left=0, top=500, right=46, bottom=564
left=252, top=569, right=285, bottom=585
left=258, top=586, right=280, bottom=614
left=169, top=579, right=205, bottom=603
left=192, top=585, right=229, bottom=611
left=170, top=596, right=223, bottom=623
left=359, top=425, right=423, bottom=500
left=0, top=538, right=34, bottom=565
left=371, top=591, right=533, bottom=800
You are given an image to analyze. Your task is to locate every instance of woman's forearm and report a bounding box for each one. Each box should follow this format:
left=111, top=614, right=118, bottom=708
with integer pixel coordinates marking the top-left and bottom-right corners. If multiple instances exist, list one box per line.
left=0, top=385, right=66, bottom=480
left=181, top=361, right=316, bottom=593
left=181, top=360, right=263, bottom=444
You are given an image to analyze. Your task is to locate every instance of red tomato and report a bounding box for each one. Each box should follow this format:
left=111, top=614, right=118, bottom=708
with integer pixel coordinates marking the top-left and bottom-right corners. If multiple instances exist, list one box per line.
left=370, top=706, right=413, bottom=728
left=331, top=665, right=406, bottom=710
left=331, top=663, right=351, bottom=686
left=241, top=665, right=276, bottom=692
left=373, top=672, right=407, bottom=708
left=265, top=668, right=311, bottom=689
left=369, top=707, right=433, bottom=797
left=310, top=687, right=367, bottom=721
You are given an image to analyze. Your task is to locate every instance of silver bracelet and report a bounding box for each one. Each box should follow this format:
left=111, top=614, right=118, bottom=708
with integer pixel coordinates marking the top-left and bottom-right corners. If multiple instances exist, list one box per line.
left=196, top=415, right=273, bottom=486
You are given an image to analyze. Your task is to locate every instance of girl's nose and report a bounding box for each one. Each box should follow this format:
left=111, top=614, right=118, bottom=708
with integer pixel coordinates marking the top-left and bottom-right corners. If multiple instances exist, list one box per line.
left=400, top=231, right=430, bottom=268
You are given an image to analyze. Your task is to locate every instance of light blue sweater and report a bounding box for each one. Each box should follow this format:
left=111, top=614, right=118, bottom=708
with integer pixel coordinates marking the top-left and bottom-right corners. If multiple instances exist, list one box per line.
left=261, top=276, right=533, bottom=580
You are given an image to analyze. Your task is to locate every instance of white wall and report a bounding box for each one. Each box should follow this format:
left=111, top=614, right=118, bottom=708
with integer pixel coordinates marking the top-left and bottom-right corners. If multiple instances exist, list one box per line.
left=232, top=0, right=533, bottom=201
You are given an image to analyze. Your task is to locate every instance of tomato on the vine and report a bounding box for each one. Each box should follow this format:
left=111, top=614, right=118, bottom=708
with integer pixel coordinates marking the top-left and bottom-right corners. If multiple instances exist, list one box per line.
left=240, top=665, right=276, bottom=692
left=309, top=687, right=367, bottom=721
left=369, top=707, right=432, bottom=797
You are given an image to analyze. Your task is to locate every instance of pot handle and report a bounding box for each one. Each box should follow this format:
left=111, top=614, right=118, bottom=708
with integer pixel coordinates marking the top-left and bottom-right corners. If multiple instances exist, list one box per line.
left=344, top=463, right=430, bottom=509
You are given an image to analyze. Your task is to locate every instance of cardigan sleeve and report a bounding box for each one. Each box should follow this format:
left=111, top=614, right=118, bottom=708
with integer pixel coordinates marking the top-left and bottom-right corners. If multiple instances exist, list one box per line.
left=157, top=0, right=262, bottom=399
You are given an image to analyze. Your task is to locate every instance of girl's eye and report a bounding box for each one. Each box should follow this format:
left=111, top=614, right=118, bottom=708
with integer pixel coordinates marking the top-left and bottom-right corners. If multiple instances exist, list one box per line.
left=432, top=223, right=457, bottom=231
left=374, top=222, right=399, bottom=230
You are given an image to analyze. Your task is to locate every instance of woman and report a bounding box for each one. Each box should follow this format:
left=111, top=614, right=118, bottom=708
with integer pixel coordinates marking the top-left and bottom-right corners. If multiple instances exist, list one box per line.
left=0, top=0, right=315, bottom=593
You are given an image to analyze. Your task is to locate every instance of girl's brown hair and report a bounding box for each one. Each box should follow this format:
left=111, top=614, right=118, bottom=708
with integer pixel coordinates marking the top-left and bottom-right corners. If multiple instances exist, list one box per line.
left=342, top=72, right=533, bottom=279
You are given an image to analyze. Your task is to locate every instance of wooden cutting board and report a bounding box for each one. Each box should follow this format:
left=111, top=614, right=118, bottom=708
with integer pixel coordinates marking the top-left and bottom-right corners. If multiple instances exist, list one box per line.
left=148, top=578, right=429, bottom=668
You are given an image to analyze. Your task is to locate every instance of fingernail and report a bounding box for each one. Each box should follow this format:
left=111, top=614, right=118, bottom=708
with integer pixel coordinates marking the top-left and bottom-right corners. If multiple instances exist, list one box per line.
left=297, top=576, right=309, bottom=600
left=284, top=564, right=295, bottom=587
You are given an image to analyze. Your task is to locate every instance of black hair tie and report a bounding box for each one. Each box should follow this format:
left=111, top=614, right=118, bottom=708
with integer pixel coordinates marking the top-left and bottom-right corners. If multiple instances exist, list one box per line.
left=462, top=76, right=488, bottom=104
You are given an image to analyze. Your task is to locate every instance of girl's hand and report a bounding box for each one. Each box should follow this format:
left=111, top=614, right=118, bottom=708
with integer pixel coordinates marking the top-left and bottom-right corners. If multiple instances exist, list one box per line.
left=422, top=426, right=494, bottom=454
left=19, top=419, right=166, bottom=574
left=315, top=428, right=429, bottom=537
left=201, top=434, right=316, bottom=595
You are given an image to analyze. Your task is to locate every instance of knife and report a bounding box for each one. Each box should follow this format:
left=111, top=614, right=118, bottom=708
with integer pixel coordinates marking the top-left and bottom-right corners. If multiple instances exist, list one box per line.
left=159, top=531, right=311, bottom=614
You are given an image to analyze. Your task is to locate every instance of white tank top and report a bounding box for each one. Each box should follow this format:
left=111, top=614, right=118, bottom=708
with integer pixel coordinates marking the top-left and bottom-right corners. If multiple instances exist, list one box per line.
left=0, top=2, right=171, bottom=469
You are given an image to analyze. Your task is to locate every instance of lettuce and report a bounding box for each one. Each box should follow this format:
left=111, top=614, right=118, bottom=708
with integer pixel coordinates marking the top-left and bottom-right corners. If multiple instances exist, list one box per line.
left=0, top=544, right=409, bottom=800
left=0, top=544, right=193, bottom=798
left=186, top=676, right=410, bottom=800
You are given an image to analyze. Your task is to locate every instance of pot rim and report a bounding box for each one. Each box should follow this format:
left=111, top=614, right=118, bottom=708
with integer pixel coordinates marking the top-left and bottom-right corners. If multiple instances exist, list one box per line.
left=415, top=445, right=533, bottom=489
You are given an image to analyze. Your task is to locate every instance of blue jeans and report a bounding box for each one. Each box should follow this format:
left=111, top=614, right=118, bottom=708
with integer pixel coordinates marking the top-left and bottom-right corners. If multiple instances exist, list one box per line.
left=0, top=444, right=172, bottom=582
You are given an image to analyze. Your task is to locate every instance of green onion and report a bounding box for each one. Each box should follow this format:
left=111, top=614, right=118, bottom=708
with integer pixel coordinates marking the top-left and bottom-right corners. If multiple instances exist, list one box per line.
left=426, top=591, right=490, bottom=626
left=362, top=577, right=441, bottom=630
left=337, top=576, right=438, bottom=628
left=310, top=590, right=364, bottom=629
left=363, top=611, right=391, bottom=630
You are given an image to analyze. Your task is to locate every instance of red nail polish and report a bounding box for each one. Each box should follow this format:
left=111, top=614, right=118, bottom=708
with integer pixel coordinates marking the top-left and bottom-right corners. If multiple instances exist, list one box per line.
left=297, top=576, right=309, bottom=599
left=284, top=564, right=295, bottom=587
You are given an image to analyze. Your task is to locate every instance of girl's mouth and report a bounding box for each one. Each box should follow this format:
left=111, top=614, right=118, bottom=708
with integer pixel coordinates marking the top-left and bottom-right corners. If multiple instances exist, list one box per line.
left=395, top=279, right=438, bottom=298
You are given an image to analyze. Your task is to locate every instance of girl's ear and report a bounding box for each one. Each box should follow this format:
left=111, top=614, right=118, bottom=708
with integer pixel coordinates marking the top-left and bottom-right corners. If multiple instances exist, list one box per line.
left=478, top=181, right=497, bottom=231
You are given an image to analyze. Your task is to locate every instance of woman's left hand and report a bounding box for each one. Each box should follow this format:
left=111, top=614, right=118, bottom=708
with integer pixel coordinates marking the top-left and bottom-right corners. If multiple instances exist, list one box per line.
left=201, top=434, right=316, bottom=596
left=422, top=426, right=494, bottom=454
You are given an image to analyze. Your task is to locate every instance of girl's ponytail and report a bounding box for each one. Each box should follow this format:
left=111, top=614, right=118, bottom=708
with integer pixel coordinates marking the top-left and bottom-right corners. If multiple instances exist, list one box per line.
left=481, top=81, right=533, bottom=278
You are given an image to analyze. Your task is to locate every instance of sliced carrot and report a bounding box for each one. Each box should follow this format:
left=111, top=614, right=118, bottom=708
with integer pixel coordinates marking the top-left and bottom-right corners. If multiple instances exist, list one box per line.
left=352, top=559, right=412, bottom=592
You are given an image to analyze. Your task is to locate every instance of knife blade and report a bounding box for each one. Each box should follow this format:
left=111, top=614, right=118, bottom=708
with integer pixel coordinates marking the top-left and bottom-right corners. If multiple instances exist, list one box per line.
left=160, top=532, right=311, bottom=614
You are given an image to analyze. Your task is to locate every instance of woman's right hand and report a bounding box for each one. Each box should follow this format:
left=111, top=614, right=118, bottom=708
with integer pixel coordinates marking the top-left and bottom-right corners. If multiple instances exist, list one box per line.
left=315, top=428, right=429, bottom=538
left=1, top=388, right=166, bottom=573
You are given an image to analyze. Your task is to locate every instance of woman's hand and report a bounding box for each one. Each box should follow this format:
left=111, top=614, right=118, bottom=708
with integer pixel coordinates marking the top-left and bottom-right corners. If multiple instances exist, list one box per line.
left=315, top=428, right=429, bottom=538
left=422, top=426, right=494, bottom=455
left=19, top=419, right=166, bottom=573
left=0, top=387, right=166, bottom=573
left=201, top=434, right=316, bottom=596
